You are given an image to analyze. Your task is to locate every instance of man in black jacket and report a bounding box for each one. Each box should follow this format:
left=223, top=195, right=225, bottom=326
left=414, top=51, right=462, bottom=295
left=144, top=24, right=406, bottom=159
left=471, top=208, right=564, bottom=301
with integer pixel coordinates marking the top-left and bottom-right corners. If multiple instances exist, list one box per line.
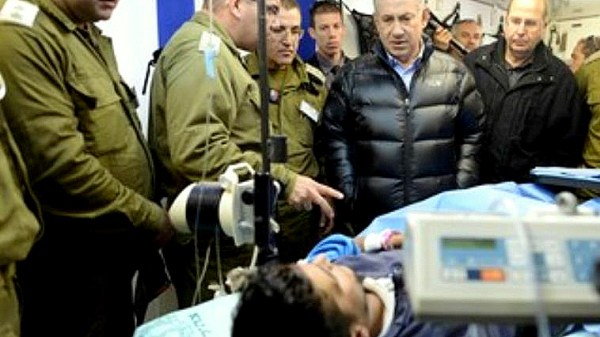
left=320, top=0, right=484, bottom=233
left=464, top=0, right=589, bottom=184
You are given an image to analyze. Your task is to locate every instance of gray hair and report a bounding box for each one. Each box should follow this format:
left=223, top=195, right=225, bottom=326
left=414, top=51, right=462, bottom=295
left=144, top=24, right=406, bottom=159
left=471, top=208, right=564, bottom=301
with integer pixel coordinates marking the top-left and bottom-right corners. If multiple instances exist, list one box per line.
left=578, top=35, right=600, bottom=59
left=372, top=0, right=425, bottom=14
left=451, top=19, right=482, bottom=35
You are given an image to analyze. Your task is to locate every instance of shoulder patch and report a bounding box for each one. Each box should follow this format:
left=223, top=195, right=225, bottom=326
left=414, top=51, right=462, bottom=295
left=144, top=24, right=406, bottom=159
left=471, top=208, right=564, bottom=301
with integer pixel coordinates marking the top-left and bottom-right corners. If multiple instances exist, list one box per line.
left=305, top=63, right=326, bottom=86
left=0, top=0, right=39, bottom=28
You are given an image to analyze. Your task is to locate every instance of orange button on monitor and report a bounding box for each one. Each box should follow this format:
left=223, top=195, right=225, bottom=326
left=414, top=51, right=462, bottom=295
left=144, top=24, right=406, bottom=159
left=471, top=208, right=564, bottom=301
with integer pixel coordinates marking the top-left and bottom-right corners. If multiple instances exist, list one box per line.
left=481, top=268, right=505, bottom=282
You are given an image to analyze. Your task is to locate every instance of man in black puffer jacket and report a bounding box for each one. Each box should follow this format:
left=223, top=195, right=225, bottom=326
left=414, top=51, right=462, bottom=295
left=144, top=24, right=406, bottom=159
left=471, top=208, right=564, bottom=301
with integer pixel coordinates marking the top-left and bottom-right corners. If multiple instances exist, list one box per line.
left=320, top=0, right=485, bottom=233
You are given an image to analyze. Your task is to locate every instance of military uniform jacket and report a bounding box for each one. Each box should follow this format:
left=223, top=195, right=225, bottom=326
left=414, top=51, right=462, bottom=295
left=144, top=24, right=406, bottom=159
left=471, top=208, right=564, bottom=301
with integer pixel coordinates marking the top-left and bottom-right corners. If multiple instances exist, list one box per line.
left=576, top=50, right=600, bottom=170
left=0, top=99, right=41, bottom=334
left=0, top=103, right=40, bottom=268
left=246, top=55, right=327, bottom=180
left=149, top=12, right=296, bottom=202
left=0, top=0, right=166, bottom=232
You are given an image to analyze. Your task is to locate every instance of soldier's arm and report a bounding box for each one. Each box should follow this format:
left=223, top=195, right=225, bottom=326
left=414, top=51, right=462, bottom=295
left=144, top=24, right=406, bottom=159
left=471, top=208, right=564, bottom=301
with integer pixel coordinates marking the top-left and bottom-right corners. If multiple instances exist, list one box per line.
left=0, top=113, right=40, bottom=265
left=0, top=24, right=167, bottom=234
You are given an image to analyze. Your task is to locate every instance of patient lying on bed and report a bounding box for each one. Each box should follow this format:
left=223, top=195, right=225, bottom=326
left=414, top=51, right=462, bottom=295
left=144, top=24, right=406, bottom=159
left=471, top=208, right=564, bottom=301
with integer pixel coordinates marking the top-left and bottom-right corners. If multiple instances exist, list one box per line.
left=136, top=182, right=600, bottom=337
left=232, top=245, right=515, bottom=337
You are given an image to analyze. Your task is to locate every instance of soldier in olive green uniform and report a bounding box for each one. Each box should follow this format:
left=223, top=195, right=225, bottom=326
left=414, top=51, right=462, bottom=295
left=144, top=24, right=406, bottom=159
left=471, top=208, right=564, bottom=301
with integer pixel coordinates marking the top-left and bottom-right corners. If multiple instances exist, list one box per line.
left=576, top=45, right=600, bottom=198
left=0, top=1, right=174, bottom=336
left=0, top=73, right=41, bottom=337
left=246, top=53, right=328, bottom=262
left=149, top=0, right=342, bottom=307
left=246, top=0, right=330, bottom=263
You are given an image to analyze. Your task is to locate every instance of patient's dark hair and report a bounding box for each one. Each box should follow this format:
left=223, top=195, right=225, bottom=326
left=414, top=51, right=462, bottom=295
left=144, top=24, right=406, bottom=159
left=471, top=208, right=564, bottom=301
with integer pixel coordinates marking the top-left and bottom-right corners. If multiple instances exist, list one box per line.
left=232, top=263, right=353, bottom=337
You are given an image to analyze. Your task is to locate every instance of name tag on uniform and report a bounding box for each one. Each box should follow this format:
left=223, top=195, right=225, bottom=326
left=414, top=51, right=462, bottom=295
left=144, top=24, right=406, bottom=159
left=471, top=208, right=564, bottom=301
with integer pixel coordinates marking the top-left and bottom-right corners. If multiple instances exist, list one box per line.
left=0, top=0, right=39, bottom=27
left=300, top=100, right=319, bottom=123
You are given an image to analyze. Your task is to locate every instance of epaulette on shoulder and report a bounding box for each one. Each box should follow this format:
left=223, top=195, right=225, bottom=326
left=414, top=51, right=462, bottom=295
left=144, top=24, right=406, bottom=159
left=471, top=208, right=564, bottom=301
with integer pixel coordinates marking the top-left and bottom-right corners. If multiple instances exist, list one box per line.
left=305, top=63, right=326, bottom=86
left=0, top=0, right=40, bottom=28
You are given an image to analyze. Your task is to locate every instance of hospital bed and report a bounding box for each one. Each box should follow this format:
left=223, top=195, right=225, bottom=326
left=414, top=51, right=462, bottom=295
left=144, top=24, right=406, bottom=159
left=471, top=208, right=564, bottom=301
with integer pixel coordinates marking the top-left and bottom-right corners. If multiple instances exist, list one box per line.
left=134, top=182, right=600, bottom=337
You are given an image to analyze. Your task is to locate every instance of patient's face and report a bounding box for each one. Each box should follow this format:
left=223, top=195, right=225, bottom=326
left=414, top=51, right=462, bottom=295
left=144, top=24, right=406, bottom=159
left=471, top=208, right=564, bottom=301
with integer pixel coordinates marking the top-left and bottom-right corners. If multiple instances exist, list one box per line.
left=297, top=255, right=368, bottom=323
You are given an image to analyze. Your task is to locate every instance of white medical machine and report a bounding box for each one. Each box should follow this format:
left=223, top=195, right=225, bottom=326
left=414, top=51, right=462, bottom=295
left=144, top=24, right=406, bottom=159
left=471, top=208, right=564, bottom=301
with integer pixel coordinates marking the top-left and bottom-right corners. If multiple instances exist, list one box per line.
left=169, top=163, right=280, bottom=247
left=404, top=211, right=600, bottom=323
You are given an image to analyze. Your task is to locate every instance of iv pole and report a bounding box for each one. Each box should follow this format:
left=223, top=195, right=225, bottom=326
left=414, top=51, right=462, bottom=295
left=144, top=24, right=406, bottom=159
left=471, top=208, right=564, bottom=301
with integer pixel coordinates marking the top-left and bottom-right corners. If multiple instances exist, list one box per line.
left=254, top=0, right=280, bottom=265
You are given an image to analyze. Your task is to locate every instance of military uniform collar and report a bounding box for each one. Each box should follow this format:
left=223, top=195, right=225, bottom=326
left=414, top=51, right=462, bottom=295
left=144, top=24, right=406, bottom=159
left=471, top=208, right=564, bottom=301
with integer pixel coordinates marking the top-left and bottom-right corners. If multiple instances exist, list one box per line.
left=36, top=0, right=84, bottom=32
left=245, top=52, right=260, bottom=77
left=29, top=0, right=114, bottom=70
left=246, top=54, right=308, bottom=84
left=585, top=50, right=600, bottom=65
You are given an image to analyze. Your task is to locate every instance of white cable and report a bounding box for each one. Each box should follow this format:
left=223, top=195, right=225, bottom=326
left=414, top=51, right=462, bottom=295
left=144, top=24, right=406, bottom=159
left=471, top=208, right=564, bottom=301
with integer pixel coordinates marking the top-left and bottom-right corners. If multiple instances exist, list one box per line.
left=489, top=198, right=551, bottom=337
left=192, top=0, right=228, bottom=303
left=192, top=240, right=212, bottom=305
left=208, top=0, right=213, bottom=35
left=249, top=245, right=259, bottom=268
left=215, top=226, right=225, bottom=292
left=205, top=0, right=228, bottom=299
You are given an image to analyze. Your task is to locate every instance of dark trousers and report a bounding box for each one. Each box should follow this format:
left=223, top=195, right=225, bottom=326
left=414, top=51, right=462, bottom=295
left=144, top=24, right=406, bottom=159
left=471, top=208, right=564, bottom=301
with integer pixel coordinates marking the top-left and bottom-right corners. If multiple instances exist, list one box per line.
left=18, top=215, right=144, bottom=337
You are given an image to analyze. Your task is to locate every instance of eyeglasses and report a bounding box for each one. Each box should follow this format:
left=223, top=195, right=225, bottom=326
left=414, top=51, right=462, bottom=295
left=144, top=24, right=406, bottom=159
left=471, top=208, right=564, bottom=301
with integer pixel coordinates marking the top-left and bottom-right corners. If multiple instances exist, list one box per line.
left=269, top=25, right=304, bottom=39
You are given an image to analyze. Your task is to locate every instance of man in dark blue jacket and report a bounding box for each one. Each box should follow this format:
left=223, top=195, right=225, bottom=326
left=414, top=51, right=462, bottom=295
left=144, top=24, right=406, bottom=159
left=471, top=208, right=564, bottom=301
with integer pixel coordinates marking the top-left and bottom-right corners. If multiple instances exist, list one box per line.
left=320, top=0, right=484, bottom=233
left=464, top=0, right=589, bottom=184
